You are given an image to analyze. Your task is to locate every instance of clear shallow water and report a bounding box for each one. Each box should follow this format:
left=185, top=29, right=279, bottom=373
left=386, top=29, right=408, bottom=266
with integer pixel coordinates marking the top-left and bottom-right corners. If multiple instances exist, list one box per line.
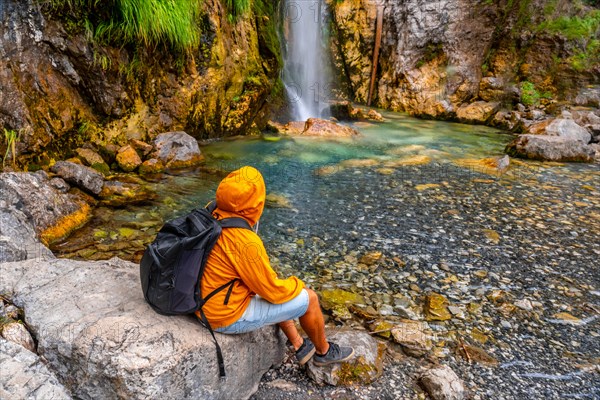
left=52, top=111, right=515, bottom=260
left=51, top=110, right=596, bottom=261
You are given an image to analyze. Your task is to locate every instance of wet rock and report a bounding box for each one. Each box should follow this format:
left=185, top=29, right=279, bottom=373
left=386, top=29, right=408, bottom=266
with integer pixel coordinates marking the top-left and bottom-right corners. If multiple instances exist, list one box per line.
left=299, top=118, right=360, bottom=137
left=138, top=158, right=165, bottom=175
left=384, top=155, right=432, bottom=167
left=99, top=180, right=154, bottom=206
left=75, top=148, right=105, bottom=166
left=152, top=131, right=204, bottom=169
left=391, top=320, right=433, bottom=357
left=424, top=293, right=452, bottom=321
left=359, top=251, right=382, bottom=266
left=505, top=135, right=595, bottom=162
left=0, top=338, right=72, bottom=399
left=321, top=289, right=365, bottom=321
left=329, top=101, right=384, bottom=122
left=265, top=193, right=292, bottom=209
left=1, top=322, right=35, bottom=352
left=116, top=145, right=142, bottom=172
left=129, top=139, right=153, bottom=158
left=367, top=109, right=384, bottom=122
left=0, top=257, right=287, bottom=399
left=50, top=160, right=104, bottom=195
left=419, top=365, right=465, bottom=400
left=306, top=330, right=384, bottom=386
left=455, top=102, right=500, bottom=124
left=0, top=171, right=90, bottom=250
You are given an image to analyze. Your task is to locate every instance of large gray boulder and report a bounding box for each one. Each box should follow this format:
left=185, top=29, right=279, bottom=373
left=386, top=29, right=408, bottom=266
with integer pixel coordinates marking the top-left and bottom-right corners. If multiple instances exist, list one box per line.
left=50, top=161, right=104, bottom=195
left=0, top=338, right=72, bottom=400
left=541, top=118, right=592, bottom=143
left=505, top=135, right=595, bottom=162
left=0, top=257, right=286, bottom=399
left=152, top=131, right=204, bottom=169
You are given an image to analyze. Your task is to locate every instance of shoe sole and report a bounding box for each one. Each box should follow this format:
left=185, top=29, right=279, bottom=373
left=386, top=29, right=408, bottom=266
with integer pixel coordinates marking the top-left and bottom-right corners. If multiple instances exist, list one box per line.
left=298, top=347, right=316, bottom=366
left=312, top=348, right=355, bottom=367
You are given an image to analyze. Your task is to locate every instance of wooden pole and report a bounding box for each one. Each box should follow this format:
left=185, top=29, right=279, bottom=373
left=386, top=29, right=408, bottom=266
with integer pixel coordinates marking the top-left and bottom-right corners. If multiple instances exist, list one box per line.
left=367, top=5, right=384, bottom=106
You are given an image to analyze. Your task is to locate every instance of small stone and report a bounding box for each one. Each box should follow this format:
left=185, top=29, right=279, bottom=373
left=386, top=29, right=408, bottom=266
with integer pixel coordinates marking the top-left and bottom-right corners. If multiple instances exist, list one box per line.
left=265, top=193, right=292, bottom=208
left=391, top=320, right=433, bottom=357
left=500, top=320, right=511, bottom=329
left=514, top=299, right=533, bottom=311
left=1, top=322, right=35, bottom=352
left=76, top=148, right=105, bottom=166
left=116, top=145, right=142, bottom=172
left=424, top=293, right=452, bottom=321
left=359, top=251, right=383, bottom=266
left=419, top=365, right=465, bottom=400
left=138, top=158, right=165, bottom=175
left=129, top=139, right=153, bottom=158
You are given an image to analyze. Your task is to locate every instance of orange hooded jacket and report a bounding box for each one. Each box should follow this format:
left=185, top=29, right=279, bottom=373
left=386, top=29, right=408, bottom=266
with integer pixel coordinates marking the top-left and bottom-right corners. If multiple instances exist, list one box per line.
left=196, top=166, right=305, bottom=328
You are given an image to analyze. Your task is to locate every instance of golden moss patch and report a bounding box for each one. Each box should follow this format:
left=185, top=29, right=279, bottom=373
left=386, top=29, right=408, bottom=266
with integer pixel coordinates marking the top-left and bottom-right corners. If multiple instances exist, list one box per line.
left=40, top=202, right=92, bottom=246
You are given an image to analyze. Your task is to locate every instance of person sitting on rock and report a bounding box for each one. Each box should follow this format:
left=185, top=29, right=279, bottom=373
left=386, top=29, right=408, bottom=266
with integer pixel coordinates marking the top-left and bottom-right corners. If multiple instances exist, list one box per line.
left=197, top=166, right=354, bottom=366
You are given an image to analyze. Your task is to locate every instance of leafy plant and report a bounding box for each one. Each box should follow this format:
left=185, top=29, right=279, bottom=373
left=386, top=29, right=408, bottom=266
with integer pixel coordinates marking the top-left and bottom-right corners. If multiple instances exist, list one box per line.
left=3, top=129, right=20, bottom=168
left=520, top=81, right=540, bottom=106
left=538, top=10, right=600, bottom=40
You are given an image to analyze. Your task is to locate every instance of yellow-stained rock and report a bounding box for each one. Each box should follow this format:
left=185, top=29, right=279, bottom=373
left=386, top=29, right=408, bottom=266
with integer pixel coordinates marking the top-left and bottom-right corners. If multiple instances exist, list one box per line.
left=40, top=202, right=92, bottom=245
left=424, top=292, right=452, bottom=321
left=116, top=145, right=142, bottom=172
left=385, top=155, right=432, bottom=167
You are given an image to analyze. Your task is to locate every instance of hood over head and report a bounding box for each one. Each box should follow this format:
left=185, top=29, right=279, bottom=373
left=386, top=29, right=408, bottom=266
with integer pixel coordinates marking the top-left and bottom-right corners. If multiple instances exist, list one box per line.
left=215, top=166, right=265, bottom=226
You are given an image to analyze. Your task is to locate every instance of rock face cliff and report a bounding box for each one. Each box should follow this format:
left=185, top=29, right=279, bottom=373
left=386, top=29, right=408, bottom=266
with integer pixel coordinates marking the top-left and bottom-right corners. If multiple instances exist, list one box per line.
left=329, top=0, right=600, bottom=123
left=0, top=0, right=282, bottom=160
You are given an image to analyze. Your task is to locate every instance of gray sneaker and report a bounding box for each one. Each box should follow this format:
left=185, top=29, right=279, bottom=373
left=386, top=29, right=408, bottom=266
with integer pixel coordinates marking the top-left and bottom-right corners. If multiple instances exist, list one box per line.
left=295, top=337, right=316, bottom=365
left=312, top=341, right=355, bottom=366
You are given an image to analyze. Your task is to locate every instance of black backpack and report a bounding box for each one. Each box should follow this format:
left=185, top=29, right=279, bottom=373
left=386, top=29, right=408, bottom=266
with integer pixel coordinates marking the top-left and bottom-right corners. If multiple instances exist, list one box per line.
left=139, top=201, right=251, bottom=378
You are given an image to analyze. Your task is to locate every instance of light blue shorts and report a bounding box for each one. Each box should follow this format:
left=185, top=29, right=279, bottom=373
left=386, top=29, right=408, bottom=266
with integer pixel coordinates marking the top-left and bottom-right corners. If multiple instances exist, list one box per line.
left=215, top=289, right=309, bottom=334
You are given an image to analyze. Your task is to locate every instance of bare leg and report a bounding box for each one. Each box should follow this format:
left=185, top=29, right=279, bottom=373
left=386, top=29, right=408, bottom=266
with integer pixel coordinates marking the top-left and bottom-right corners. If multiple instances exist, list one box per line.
left=278, top=320, right=303, bottom=350
left=298, top=288, right=329, bottom=355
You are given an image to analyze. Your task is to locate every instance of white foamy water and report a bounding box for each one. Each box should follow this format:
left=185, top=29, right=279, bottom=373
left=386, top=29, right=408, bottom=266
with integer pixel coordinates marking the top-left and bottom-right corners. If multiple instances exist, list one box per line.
left=281, top=0, right=328, bottom=120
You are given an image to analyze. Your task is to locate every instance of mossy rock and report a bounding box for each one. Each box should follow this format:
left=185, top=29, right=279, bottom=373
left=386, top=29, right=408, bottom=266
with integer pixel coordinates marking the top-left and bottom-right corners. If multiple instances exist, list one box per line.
left=306, top=330, right=385, bottom=386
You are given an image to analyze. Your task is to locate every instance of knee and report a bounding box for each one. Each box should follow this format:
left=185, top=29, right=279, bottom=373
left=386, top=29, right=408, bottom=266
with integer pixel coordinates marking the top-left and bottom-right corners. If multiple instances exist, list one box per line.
left=305, top=288, right=320, bottom=307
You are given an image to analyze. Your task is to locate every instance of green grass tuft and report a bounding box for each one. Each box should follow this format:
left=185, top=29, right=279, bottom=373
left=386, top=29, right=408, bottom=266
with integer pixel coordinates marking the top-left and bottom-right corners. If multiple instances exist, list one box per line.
left=539, top=10, right=600, bottom=40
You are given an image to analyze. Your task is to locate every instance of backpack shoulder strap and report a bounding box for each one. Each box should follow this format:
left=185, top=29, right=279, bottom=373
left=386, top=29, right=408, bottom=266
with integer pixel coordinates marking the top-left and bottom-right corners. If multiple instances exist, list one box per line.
left=204, top=200, right=253, bottom=231
left=218, top=217, right=252, bottom=230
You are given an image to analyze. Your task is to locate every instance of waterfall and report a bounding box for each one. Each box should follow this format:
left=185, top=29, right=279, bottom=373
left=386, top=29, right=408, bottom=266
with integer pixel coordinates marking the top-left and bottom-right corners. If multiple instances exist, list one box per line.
left=281, top=0, right=328, bottom=121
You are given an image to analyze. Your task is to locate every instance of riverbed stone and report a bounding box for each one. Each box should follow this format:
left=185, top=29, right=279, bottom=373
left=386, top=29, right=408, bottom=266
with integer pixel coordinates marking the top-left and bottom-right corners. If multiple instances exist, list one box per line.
left=299, top=118, right=360, bottom=137
left=391, top=320, right=433, bottom=357
left=116, top=145, right=142, bottom=172
left=50, top=160, right=105, bottom=195
left=419, top=365, right=465, bottom=400
left=306, top=330, right=385, bottom=386
left=424, top=293, right=452, bottom=321
left=152, top=131, right=204, bottom=169
left=98, top=180, right=154, bottom=206
left=0, top=338, right=72, bottom=400
left=0, top=257, right=286, bottom=399
left=505, top=134, right=595, bottom=162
